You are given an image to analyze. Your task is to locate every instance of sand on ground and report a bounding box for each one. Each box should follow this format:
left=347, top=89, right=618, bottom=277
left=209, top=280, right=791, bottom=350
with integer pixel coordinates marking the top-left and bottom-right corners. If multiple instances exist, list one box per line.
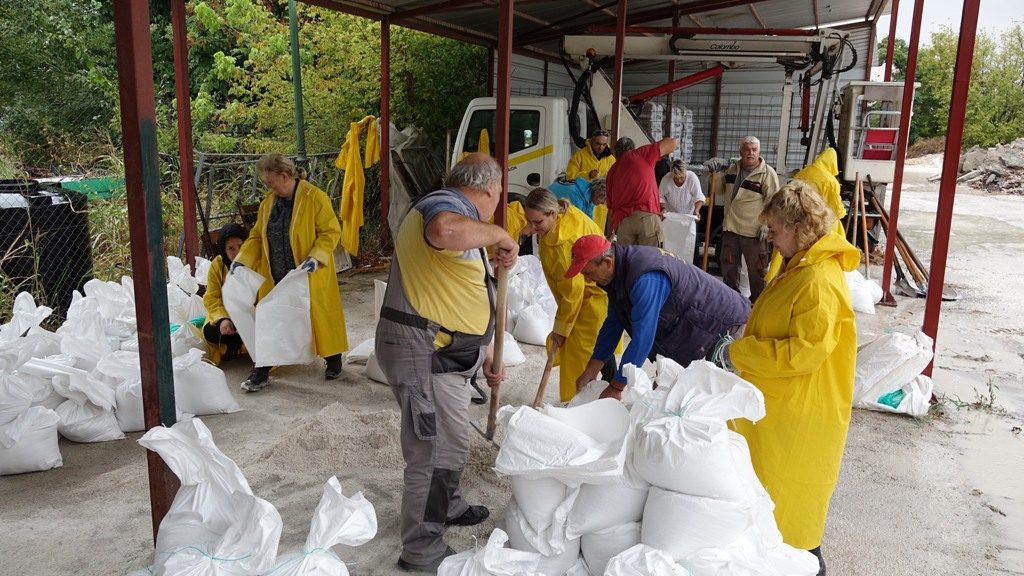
left=1, top=154, right=1022, bottom=575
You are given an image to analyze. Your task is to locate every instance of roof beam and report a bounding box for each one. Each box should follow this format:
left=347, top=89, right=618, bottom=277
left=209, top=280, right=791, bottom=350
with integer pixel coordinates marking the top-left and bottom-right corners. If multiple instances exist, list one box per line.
left=391, top=0, right=486, bottom=23
left=749, top=3, right=767, bottom=28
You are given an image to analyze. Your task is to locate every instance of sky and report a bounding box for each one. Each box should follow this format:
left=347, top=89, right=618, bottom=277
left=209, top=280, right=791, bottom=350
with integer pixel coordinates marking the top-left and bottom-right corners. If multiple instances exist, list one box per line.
left=877, top=0, right=1022, bottom=44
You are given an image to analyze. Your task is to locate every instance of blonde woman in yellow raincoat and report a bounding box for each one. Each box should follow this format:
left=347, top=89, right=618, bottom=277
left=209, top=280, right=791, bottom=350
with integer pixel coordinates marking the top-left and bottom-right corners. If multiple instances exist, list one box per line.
left=523, top=187, right=608, bottom=402
left=718, top=179, right=858, bottom=576
left=232, top=153, right=348, bottom=392
left=766, top=148, right=846, bottom=282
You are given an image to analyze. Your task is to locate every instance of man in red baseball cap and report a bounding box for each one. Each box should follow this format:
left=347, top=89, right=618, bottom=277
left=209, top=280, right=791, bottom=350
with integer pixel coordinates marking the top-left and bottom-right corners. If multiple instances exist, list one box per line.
left=567, top=234, right=750, bottom=400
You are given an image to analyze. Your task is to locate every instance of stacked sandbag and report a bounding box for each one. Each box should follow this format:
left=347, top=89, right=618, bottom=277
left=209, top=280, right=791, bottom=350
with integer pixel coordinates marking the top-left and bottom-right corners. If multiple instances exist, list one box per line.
left=438, top=529, right=543, bottom=576
left=568, top=363, right=654, bottom=410
left=136, top=418, right=283, bottom=576
left=854, top=330, right=934, bottom=417
left=507, top=255, right=557, bottom=347
left=495, top=398, right=634, bottom=575
left=845, top=270, right=883, bottom=315
left=166, top=256, right=207, bottom=327
left=0, top=336, right=62, bottom=475
left=630, top=361, right=819, bottom=575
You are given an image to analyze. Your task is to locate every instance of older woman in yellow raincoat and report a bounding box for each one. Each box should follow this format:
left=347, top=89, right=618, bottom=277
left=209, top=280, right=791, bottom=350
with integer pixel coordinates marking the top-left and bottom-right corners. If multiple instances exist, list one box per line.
left=766, top=147, right=846, bottom=282
left=720, top=179, right=859, bottom=576
left=523, top=187, right=608, bottom=402
left=233, top=154, right=348, bottom=392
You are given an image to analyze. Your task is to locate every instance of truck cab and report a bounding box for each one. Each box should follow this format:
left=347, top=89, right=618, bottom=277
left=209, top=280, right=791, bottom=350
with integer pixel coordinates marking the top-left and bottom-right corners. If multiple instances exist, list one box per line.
left=451, top=96, right=583, bottom=198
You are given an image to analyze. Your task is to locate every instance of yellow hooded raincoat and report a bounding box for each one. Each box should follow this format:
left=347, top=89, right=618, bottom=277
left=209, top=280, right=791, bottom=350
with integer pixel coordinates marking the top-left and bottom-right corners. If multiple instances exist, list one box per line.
left=565, top=138, right=616, bottom=182
left=729, top=230, right=859, bottom=550
left=202, top=255, right=244, bottom=364
left=766, top=148, right=846, bottom=281
left=538, top=206, right=608, bottom=401
left=235, top=179, right=348, bottom=359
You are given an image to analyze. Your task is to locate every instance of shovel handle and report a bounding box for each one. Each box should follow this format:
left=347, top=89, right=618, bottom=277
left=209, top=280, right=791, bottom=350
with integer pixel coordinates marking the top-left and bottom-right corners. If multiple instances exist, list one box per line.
left=486, top=264, right=509, bottom=439
left=533, top=340, right=559, bottom=409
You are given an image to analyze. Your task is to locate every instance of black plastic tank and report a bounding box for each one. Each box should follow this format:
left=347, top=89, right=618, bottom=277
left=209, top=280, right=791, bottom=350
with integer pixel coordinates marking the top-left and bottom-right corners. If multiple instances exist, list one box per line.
left=0, top=179, right=93, bottom=316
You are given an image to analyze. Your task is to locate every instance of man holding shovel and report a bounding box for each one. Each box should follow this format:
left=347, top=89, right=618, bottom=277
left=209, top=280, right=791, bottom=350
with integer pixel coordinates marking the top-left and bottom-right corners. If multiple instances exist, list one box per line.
left=569, top=235, right=750, bottom=400
left=376, top=153, right=518, bottom=572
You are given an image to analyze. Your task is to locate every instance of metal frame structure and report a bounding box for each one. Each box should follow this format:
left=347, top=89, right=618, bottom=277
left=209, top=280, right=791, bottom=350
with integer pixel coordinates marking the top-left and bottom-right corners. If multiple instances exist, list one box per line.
left=111, top=0, right=982, bottom=540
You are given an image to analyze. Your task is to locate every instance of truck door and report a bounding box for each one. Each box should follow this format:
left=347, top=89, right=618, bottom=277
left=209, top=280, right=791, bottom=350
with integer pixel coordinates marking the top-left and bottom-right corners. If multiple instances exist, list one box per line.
left=457, top=106, right=548, bottom=198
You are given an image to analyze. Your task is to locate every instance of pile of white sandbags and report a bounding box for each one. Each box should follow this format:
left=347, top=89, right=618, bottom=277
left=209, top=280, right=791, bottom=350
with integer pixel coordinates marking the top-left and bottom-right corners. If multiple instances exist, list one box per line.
left=128, top=418, right=377, bottom=576
left=854, top=330, right=934, bottom=417
left=0, top=331, right=63, bottom=476
left=490, top=360, right=819, bottom=576
left=507, top=256, right=557, bottom=347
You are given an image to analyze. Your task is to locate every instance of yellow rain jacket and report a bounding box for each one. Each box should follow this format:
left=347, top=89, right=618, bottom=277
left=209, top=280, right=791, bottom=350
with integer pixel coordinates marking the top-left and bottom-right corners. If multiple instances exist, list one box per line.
left=729, top=230, right=859, bottom=550
left=486, top=202, right=528, bottom=260
left=335, top=115, right=380, bottom=256
left=566, top=139, right=616, bottom=181
left=235, top=179, right=348, bottom=358
left=201, top=255, right=246, bottom=365
left=767, top=149, right=846, bottom=281
left=538, top=206, right=608, bottom=401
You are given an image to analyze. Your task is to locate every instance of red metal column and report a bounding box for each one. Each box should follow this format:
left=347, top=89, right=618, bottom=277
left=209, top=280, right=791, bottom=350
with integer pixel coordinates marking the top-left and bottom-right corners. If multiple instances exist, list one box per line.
left=380, top=17, right=391, bottom=246
left=112, top=0, right=179, bottom=542
left=628, top=66, right=727, bottom=103
left=494, top=0, right=512, bottom=228
left=884, top=0, right=900, bottom=81
left=171, top=0, right=198, bottom=269
left=664, top=10, right=679, bottom=139
left=923, top=0, right=981, bottom=374
left=487, top=46, right=496, bottom=98
left=610, top=0, right=627, bottom=144
left=543, top=60, right=549, bottom=97
left=879, top=0, right=925, bottom=304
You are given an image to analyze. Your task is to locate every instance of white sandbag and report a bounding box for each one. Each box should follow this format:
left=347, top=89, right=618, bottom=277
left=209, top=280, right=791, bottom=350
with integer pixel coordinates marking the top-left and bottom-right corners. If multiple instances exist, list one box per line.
left=173, top=348, right=242, bottom=415
left=93, top=350, right=142, bottom=389
left=138, top=418, right=282, bottom=576
left=580, top=522, right=642, bottom=576
left=365, top=351, right=388, bottom=384
left=566, top=380, right=605, bottom=407
left=194, top=256, right=212, bottom=286
left=495, top=400, right=630, bottom=484
left=114, top=380, right=194, bottom=433
left=0, top=406, right=62, bottom=475
left=854, top=331, right=934, bottom=415
left=373, top=279, right=387, bottom=323
left=506, top=497, right=582, bottom=574
left=857, top=374, right=934, bottom=417
left=654, top=355, right=685, bottom=389
left=0, top=336, right=39, bottom=373
left=604, top=544, right=688, bottom=576
left=510, top=476, right=573, bottom=539
left=502, top=332, right=526, bottom=367
left=57, top=296, right=114, bottom=370
left=55, top=398, right=124, bottom=442
left=845, top=270, right=882, bottom=315
left=622, top=363, right=654, bottom=408
left=25, top=326, right=64, bottom=358
left=83, top=278, right=131, bottom=320
left=512, top=304, right=554, bottom=347
left=0, top=292, right=52, bottom=342
left=222, top=266, right=265, bottom=360
left=346, top=338, right=375, bottom=363
left=438, top=529, right=543, bottom=576
left=1, top=370, right=54, bottom=425
left=523, top=255, right=558, bottom=319
left=677, top=525, right=819, bottom=576
left=640, top=488, right=757, bottom=562
left=255, top=269, right=316, bottom=368
left=566, top=481, right=649, bottom=539
left=269, top=476, right=377, bottom=576
left=168, top=256, right=201, bottom=297
left=170, top=322, right=208, bottom=358
left=663, top=212, right=697, bottom=266
left=565, top=558, right=591, bottom=576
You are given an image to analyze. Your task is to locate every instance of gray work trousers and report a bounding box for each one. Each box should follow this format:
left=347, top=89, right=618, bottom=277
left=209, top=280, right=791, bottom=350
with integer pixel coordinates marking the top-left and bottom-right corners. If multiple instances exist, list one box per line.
left=720, top=230, right=770, bottom=301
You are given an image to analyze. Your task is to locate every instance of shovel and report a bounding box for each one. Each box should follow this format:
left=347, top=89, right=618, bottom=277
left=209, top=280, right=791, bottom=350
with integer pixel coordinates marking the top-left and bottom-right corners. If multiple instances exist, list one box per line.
left=532, top=340, right=559, bottom=409
left=470, top=264, right=507, bottom=449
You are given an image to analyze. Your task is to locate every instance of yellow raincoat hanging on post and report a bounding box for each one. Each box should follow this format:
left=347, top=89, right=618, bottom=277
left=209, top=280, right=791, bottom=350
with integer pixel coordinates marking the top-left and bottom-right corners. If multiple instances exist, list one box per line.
left=335, top=115, right=380, bottom=256
left=538, top=206, right=608, bottom=401
left=729, top=231, right=859, bottom=550
left=766, top=149, right=846, bottom=281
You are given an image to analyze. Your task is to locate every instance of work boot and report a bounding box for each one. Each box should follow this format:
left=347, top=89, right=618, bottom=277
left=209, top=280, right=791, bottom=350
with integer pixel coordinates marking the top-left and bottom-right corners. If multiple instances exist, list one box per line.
left=397, top=546, right=456, bottom=573
left=808, top=546, right=826, bottom=576
left=324, top=354, right=343, bottom=380
left=445, top=505, right=490, bottom=526
left=241, top=366, right=270, bottom=392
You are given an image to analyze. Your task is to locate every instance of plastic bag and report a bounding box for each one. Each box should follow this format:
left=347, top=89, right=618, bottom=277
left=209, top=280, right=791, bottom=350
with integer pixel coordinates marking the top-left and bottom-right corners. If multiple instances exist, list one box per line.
left=0, top=292, right=52, bottom=343
left=346, top=338, right=374, bottom=364
left=172, top=348, right=242, bottom=416
left=269, top=476, right=377, bottom=576
left=194, top=256, right=212, bottom=286
left=662, top=212, right=698, bottom=266
left=170, top=322, right=208, bottom=358
left=57, top=296, right=114, bottom=370
left=365, top=351, right=388, bottom=384
left=854, top=331, right=934, bottom=416
left=138, top=418, right=282, bottom=576
left=438, top=529, right=542, bottom=576
left=255, top=268, right=315, bottom=367
left=222, top=266, right=265, bottom=360
left=512, top=304, right=554, bottom=347
left=0, top=406, right=62, bottom=475
left=501, top=332, right=527, bottom=367
left=55, top=398, right=125, bottom=443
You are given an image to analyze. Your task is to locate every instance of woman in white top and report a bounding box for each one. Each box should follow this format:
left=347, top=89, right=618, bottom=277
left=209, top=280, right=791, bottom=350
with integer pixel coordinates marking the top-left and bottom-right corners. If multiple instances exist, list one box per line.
left=658, top=158, right=706, bottom=217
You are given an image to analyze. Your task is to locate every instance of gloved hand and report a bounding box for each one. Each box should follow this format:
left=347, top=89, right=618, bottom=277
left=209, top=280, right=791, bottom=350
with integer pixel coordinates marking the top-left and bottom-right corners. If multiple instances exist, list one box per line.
left=229, top=261, right=244, bottom=275
left=758, top=225, right=769, bottom=242
left=299, top=257, right=318, bottom=274
left=703, top=157, right=730, bottom=173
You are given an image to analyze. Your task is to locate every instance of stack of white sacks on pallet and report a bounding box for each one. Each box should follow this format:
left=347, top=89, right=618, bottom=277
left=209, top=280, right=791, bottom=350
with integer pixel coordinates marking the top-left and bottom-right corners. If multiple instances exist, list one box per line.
left=0, top=256, right=241, bottom=476
left=486, top=359, right=819, bottom=576
left=126, top=418, right=377, bottom=576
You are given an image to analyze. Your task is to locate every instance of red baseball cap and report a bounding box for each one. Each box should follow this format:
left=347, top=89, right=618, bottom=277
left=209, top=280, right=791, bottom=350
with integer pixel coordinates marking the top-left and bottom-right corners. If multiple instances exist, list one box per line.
left=565, top=235, right=611, bottom=278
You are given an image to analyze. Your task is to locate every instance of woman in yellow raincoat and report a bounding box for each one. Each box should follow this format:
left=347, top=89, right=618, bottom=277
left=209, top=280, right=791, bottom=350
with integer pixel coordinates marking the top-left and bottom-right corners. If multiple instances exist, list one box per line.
left=523, top=187, right=608, bottom=402
left=202, top=222, right=248, bottom=365
left=233, top=154, right=348, bottom=392
left=719, top=179, right=859, bottom=576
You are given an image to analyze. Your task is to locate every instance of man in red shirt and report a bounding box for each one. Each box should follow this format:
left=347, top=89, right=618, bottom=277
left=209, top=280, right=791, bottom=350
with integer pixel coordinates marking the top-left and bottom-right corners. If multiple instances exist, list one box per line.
left=605, top=136, right=679, bottom=246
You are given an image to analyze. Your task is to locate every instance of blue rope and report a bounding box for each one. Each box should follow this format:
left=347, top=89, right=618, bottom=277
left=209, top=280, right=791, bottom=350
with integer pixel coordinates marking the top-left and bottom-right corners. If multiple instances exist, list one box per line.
left=158, top=546, right=252, bottom=563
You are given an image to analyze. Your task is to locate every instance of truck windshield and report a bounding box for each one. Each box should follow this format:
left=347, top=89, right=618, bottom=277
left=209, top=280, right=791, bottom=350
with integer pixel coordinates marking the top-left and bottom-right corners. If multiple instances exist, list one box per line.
left=463, top=110, right=541, bottom=156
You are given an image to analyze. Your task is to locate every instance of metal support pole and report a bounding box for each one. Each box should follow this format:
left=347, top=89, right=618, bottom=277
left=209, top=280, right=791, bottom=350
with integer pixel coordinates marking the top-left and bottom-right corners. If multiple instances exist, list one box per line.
left=543, top=60, right=549, bottom=96
left=610, top=0, right=627, bottom=145
left=880, top=0, right=925, bottom=304
left=112, top=0, right=179, bottom=543
left=289, top=0, right=307, bottom=161
left=380, top=17, right=391, bottom=246
left=884, top=0, right=900, bottom=81
left=171, top=0, right=198, bottom=271
left=777, top=69, right=794, bottom=177
left=487, top=46, right=495, bottom=98
left=922, top=0, right=981, bottom=375
left=494, top=0, right=512, bottom=228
